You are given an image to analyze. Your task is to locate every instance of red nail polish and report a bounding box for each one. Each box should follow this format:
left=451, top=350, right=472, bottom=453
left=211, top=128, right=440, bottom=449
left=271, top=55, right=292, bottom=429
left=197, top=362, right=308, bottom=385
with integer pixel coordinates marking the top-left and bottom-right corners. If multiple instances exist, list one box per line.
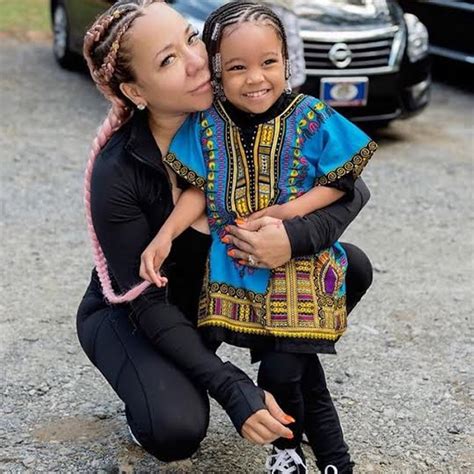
left=221, top=235, right=231, bottom=244
left=227, top=250, right=236, bottom=257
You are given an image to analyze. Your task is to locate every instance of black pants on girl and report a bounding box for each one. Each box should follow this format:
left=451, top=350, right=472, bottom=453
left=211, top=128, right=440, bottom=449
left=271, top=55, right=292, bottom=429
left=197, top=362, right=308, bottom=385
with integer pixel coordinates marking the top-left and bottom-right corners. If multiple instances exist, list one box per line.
left=76, top=243, right=372, bottom=466
left=258, top=242, right=373, bottom=473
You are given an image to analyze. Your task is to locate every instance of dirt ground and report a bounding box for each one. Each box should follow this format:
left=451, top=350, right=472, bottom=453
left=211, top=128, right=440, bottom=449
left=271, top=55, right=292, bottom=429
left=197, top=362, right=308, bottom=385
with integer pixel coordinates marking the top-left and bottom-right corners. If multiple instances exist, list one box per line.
left=1, top=39, right=473, bottom=472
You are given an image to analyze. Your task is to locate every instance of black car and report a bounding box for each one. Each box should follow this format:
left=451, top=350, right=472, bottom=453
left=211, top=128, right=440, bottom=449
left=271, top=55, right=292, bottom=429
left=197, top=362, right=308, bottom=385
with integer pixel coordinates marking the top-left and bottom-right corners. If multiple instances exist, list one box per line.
left=51, top=0, right=431, bottom=124
left=398, top=0, right=474, bottom=67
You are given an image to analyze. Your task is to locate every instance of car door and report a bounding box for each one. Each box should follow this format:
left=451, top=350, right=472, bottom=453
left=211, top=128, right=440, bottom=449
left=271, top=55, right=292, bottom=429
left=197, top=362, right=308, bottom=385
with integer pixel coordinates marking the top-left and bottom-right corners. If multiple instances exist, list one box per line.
left=67, top=0, right=116, bottom=52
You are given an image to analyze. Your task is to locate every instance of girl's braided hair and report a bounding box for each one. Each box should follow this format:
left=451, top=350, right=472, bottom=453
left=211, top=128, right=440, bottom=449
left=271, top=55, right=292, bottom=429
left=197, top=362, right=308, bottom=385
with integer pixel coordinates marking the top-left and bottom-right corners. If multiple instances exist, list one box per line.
left=82, top=0, right=164, bottom=304
left=202, top=1, right=291, bottom=98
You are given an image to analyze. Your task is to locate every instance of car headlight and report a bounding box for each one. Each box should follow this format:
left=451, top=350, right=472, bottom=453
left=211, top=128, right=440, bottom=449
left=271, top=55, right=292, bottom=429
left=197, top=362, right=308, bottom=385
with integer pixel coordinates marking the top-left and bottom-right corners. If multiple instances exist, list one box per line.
left=404, top=13, right=429, bottom=63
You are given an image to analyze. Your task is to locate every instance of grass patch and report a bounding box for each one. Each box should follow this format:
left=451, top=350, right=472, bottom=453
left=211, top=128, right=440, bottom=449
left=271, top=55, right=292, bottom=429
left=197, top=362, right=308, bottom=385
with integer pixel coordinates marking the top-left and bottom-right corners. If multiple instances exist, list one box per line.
left=0, top=0, right=51, bottom=38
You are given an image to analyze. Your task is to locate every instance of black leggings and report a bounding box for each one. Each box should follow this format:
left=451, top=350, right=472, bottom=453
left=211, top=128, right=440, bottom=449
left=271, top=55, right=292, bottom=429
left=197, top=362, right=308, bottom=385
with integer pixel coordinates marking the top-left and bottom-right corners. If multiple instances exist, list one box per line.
left=76, top=243, right=372, bottom=465
left=258, top=242, right=372, bottom=472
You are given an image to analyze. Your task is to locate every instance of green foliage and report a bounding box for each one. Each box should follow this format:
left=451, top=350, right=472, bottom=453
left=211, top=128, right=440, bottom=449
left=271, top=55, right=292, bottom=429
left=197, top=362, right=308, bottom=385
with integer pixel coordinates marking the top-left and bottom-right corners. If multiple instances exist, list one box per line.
left=0, top=0, right=50, bottom=35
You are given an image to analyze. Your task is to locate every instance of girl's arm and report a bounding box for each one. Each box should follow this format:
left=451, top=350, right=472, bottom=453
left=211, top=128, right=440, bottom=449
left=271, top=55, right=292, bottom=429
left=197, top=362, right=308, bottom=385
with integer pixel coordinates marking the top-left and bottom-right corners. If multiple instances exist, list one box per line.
left=248, top=185, right=345, bottom=222
left=140, top=186, right=206, bottom=287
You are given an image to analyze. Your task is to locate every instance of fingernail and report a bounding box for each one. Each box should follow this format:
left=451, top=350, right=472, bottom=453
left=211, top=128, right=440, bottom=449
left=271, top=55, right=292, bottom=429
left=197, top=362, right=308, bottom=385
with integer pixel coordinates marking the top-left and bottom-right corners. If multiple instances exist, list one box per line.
left=284, top=415, right=296, bottom=424
left=225, top=225, right=231, bottom=232
left=238, top=259, right=246, bottom=265
left=227, top=250, right=236, bottom=257
left=286, top=433, right=294, bottom=440
left=221, top=235, right=231, bottom=244
left=235, top=218, right=246, bottom=226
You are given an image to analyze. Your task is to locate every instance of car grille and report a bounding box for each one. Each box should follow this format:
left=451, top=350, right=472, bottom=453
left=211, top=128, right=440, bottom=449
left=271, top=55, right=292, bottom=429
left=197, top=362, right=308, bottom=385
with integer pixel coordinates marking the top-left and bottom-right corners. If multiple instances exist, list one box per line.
left=303, top=34, right=395, bottom=71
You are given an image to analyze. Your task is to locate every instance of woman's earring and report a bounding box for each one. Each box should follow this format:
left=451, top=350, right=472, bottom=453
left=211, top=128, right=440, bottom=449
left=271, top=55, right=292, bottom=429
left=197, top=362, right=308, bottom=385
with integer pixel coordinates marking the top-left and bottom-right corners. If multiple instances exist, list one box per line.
left=137, top=103, right=146, bottom=111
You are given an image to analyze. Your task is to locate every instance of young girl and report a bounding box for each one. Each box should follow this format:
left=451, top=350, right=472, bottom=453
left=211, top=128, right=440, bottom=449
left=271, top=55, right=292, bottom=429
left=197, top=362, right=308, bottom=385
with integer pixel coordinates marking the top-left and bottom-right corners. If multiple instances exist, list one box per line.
left=141, top=2, right=376, bottom=472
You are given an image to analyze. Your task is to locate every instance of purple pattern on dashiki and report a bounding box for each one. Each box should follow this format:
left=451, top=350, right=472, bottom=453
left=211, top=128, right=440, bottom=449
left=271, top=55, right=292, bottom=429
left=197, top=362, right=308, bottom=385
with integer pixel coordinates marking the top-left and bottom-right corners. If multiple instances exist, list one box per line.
left=325, top=266, right=338, bottom=294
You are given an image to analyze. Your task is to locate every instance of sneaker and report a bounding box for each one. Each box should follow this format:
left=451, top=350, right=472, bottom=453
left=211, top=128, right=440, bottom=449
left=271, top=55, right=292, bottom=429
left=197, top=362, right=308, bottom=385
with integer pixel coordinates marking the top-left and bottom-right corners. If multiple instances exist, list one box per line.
left=265, top=446, right=307, bottom=473
left=324, top=466, right=338, bottom=474
left=127, top=424, right=142, bottom=447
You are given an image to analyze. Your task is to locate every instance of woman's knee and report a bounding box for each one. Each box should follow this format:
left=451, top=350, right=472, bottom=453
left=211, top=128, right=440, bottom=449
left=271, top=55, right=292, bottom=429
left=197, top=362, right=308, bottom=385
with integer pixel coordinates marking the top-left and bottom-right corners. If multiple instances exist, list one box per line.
left=342, top=242, right=373, bottom=294
left=127, top=406, right=209, bottom=462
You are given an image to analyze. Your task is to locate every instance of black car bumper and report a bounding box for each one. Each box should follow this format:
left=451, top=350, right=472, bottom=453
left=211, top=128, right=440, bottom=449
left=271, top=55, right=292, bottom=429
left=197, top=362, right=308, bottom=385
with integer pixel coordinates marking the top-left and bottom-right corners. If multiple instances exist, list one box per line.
left=300, top=56, right=431, bottom=123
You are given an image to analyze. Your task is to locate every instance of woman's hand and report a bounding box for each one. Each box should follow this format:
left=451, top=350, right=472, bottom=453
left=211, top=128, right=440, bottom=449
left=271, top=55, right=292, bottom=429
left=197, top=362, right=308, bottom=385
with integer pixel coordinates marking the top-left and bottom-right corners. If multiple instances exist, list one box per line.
left=241, top=391, right=294, bottom=445
left=223, top=217, right=292, bottom=269
left=139, top=231, right=171, bottom=287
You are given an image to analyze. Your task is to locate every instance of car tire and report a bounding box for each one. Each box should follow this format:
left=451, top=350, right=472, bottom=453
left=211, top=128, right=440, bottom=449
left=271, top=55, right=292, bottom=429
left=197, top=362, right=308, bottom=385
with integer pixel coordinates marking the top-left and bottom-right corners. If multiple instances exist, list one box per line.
left=52, top=0, right=80, bottom=69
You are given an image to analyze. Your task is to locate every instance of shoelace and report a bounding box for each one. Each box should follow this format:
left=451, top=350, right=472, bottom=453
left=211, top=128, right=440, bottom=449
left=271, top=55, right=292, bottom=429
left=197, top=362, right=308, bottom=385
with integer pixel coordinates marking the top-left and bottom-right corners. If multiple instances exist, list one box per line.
left=265, top=447, right=306, bottom=473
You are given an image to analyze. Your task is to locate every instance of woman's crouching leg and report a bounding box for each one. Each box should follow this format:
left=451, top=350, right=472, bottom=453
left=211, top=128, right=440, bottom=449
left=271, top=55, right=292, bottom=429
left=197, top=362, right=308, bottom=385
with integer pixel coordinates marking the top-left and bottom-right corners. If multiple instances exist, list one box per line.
left=76, top=304, right=209, bottom=462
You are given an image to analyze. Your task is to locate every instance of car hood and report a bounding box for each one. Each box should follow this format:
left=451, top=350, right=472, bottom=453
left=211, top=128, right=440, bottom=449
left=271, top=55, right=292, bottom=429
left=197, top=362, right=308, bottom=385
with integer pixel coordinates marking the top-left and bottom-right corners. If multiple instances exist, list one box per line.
left=171, top=0, right=404, bottom=32
left=296, top=1, right=403, bottom=31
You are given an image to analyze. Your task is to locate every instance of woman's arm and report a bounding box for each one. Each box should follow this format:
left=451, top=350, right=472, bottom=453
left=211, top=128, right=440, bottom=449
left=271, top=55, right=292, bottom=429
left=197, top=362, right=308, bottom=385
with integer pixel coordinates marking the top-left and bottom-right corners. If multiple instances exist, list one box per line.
left=284, top=177, right=370, bottom=257
left=90, top=157, right=292, bottom=441
left=223, top=178, right=370, bottom=267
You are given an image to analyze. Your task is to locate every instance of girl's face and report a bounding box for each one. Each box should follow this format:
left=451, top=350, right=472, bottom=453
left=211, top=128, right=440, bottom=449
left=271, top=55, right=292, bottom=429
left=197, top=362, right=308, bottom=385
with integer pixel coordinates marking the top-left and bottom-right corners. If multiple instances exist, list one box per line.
left=121, top=3, right=213, bottom=117
left=220, top=22, right=287, bottom=114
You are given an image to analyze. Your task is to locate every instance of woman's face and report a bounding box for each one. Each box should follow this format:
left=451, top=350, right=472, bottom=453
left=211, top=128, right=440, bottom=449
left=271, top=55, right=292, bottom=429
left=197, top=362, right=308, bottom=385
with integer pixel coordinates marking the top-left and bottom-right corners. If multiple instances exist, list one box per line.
left=122, top=3, right=213, bottom=117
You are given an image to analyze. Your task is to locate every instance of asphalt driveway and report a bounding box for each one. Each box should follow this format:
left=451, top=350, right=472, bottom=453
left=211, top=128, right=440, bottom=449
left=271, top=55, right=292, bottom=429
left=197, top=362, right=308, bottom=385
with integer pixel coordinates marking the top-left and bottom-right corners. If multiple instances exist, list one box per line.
left=1, top=39, right=472, bottom=472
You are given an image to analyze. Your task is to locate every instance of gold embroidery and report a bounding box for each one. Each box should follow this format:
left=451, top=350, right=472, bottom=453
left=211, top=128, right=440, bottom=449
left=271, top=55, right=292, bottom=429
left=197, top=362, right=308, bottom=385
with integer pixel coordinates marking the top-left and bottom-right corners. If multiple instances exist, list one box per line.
left=316, top=141, right=378, bottom=185
left=163, top=153, right=206, bottom=191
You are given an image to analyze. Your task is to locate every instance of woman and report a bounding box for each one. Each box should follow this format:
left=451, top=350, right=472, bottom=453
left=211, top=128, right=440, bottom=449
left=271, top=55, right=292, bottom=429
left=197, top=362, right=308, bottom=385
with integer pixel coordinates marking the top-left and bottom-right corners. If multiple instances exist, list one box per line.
left=77, top=0, right=372, bottom=466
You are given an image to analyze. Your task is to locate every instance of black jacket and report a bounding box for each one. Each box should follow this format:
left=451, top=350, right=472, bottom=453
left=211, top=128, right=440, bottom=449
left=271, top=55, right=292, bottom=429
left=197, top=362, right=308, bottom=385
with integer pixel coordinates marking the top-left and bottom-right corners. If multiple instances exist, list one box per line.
left=77, top=110, right=370, bottom=432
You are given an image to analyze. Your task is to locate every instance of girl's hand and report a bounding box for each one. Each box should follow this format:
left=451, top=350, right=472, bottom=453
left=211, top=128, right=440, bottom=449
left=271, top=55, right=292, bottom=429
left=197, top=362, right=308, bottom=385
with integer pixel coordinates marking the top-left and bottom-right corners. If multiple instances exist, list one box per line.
left=247, top=204, right=287, bottom=222
left=241, top=391, right=294, bottom=445
left=223, top=217, right=292, bottom=269
left=139, top=232, right=171, bottom=287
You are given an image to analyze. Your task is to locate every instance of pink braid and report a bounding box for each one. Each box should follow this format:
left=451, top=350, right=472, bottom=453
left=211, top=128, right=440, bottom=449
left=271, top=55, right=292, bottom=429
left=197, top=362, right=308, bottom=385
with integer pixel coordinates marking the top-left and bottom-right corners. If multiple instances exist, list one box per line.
left=82, top=3, right=162, bottom=303
left=83, top=104, right=152, bottom=304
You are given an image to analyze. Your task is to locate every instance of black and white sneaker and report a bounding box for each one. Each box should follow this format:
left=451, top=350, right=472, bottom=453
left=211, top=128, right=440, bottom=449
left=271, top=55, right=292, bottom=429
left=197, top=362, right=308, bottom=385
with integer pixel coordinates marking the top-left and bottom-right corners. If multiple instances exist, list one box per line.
left=265, top=446, right=307, bottom=473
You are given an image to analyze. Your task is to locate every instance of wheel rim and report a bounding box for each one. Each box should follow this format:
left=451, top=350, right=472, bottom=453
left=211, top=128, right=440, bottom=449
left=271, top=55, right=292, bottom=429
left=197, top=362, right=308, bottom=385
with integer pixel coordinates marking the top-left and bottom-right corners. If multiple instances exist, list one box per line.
left=53, top=6, right=68, bottom=59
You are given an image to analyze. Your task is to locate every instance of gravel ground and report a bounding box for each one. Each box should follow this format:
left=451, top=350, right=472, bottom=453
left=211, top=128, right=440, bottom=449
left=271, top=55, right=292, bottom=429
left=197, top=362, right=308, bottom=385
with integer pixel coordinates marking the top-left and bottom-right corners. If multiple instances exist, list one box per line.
left=1, top=39, right=473, bottom=473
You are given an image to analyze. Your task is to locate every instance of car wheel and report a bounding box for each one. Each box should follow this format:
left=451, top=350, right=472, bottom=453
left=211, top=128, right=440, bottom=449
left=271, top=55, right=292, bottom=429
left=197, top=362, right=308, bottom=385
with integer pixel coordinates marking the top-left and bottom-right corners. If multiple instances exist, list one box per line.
left=52, top=1, right=79, bottom=69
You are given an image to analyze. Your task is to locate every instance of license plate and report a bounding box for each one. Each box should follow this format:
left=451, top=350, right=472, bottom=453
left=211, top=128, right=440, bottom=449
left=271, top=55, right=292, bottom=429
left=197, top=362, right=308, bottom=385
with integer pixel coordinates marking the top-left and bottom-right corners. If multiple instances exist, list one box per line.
left=320, top=77, right=369, bottom=107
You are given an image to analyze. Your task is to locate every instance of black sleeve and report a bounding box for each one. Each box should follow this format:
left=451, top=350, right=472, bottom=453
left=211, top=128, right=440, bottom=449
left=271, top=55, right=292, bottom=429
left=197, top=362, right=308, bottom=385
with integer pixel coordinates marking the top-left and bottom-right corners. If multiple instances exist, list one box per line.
left=90, top=155, right=265, bottom=433
left=324, top=174, right=355, bottom=197
left=283, top=177, right=370, bottom=257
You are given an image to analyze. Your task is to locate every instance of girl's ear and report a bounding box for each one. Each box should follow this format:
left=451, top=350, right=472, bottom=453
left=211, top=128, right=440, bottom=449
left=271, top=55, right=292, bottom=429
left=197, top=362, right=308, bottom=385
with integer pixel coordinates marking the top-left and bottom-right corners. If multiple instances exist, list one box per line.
left=119, top=82, right=146, bottom=107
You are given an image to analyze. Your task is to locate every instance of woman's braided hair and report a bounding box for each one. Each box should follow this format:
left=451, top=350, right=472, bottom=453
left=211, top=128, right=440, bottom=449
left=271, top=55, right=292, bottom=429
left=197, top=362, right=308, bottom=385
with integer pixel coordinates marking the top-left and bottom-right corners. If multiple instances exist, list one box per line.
left=82, top=0, right=163, bottom=304
left=202, top=1, right=291, bottom=99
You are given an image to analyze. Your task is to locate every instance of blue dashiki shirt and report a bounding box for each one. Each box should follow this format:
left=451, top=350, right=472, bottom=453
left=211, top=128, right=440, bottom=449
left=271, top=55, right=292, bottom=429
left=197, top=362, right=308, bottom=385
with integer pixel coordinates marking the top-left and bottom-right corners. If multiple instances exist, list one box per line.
left=164, top=94, right=376, bottom=348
